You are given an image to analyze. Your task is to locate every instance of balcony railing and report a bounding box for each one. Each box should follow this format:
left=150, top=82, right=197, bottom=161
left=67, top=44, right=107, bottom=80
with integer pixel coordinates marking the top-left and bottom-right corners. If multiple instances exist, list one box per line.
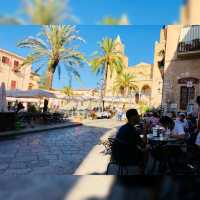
left=177, top=39, right=200, bottom=58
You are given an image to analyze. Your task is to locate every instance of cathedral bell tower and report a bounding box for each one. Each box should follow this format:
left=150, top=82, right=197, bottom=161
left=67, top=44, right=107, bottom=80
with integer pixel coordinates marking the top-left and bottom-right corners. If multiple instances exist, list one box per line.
left=105, top=35, right=128, bottom=97
left=180, top=0, right=200, bottom=25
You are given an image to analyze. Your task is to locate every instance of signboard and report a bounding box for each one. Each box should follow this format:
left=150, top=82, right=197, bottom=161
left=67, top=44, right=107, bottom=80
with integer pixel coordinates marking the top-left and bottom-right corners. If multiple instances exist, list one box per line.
left=170, top=103, right=178, bottom=109
left=170, top=103, right=178, bottom=112
left=187, top=81, right=193, bottom=88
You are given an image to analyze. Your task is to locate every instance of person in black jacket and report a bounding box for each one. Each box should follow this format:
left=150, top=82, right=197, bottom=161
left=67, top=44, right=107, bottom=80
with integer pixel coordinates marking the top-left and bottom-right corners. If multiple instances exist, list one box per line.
left=114, top=109, right=148, bottom=173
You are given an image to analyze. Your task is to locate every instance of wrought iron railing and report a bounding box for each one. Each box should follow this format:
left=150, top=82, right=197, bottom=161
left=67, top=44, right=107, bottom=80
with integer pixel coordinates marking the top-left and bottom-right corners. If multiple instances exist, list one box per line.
left=178, top=39, right=200, bottom=53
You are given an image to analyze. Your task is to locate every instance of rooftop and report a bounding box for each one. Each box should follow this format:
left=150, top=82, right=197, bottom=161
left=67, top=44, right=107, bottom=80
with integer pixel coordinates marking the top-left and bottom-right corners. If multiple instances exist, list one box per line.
left=0, top=48, right=25, bottom=60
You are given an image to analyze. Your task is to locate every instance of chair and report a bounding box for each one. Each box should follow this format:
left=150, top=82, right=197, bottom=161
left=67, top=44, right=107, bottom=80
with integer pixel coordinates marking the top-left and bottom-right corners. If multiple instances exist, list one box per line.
left=106, top=138, right=142, bottom=175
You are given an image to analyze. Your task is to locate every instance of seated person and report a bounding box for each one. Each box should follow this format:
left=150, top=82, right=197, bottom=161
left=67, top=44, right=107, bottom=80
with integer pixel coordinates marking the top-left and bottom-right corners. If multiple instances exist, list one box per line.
left=150, top=112, right=160, bottom=129
left=113, top=109, right=148, bottom=172
left=159, top=116, right=175, bottom=131
left=171, top=113, right=189, bottom=140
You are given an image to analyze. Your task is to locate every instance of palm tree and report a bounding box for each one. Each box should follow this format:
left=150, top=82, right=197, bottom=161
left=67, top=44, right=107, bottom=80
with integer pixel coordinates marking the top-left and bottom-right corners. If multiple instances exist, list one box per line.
left=113, top=72, right=136, bottom=96
left=101, top=14, right=130, bottom=25
left=0, top=0, right=77, bottom=24
left=90, top=37, right=124, bottom=92
left=90, top=37, right=125, bottom=110
left=63, top=86, right=73, bottom=97
left=17, top=25, right=85, bottom=90
left=39, top=74, right=48, bottom=89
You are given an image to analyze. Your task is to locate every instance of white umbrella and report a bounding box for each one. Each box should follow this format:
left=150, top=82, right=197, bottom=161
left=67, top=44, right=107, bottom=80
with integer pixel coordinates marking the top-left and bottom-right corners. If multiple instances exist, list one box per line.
left=24, top=89, right=56, bottom=98
left=6, top=89, right=23, bottom=98
left=7, top=89, right=55, bottom=99
left=0, top=82, right=7, bottom=112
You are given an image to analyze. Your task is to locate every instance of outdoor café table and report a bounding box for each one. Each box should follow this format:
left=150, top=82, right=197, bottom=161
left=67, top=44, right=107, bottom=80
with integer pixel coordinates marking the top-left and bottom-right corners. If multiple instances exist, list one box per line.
left=147, top=134, right=178, bottom=142
left=147, top=134, right=187, bottom=152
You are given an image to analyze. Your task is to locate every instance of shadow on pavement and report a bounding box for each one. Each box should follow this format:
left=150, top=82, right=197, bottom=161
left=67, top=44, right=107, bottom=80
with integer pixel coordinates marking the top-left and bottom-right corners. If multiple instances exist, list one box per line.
left=0, top=120, right=120, bottom=176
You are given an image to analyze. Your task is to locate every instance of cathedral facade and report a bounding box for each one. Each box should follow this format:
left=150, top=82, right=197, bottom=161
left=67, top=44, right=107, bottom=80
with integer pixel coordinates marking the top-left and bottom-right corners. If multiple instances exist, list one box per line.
left=104, top=36, right=163, bottom=109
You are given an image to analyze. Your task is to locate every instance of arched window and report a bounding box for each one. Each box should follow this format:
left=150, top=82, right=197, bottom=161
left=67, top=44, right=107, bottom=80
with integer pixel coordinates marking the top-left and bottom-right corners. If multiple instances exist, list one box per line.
left=141, top=85, right=151, bottom=102
left=129, top=85, right=139, bottom=96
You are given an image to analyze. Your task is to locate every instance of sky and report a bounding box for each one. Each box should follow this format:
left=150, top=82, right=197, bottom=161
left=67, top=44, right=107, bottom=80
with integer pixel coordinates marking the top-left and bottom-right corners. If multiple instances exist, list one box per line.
left=0, top=0, right=184, bottom=89
left=0, top=25, right=161, bottom=89
left=0, top=0, right=183, bottom=25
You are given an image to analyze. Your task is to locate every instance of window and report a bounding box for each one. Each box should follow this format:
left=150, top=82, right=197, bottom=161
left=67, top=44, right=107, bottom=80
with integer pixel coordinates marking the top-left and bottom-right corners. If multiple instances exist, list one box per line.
left=14, top=60, right=19, bottom=67
left=2, top=56, right=10, bottom=64
left=11, top=80, right=17, bottom=90
left=13, top=60, right=20, bottom=72
left=180, top=86, right=195, bottom=110
left=28, top=83, right=33, bottom=90
left=135, top=93, right=140, bottom=104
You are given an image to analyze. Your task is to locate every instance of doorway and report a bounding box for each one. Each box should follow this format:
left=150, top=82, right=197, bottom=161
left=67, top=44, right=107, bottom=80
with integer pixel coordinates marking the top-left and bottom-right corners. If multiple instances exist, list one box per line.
left=180, top=86, right=195, bottom=110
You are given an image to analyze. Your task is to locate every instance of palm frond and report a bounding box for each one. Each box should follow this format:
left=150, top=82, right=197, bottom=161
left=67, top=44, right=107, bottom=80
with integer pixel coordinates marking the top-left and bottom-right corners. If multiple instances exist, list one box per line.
left=18, top=25, right=85, bottom=89
left=114, top=72, right=136, bottom=95
left=23, top=0, right=69, bottom=24
left=90, top=37, right=124, bottom=77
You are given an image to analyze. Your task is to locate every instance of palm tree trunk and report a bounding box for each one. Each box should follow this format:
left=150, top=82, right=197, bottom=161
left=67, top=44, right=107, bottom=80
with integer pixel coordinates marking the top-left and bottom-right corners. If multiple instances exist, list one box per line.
left=102, top=62, right=109, bottom=111
left=45, top=59, right=59, bottom=90
left=103, top=63, right=108, bottom=96
left=46, top=70, right=54, bottom=90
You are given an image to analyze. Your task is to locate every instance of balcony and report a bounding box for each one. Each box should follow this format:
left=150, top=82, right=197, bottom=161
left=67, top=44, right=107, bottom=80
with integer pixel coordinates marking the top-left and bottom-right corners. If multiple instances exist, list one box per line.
left=177, top=39, right=200, bottom=58
left=177, top=26, right=200, bottom=58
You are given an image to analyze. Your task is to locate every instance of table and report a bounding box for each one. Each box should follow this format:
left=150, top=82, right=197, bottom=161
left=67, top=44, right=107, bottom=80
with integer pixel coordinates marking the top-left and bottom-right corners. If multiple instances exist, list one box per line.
left=147, top=134, right=178, bottom=142
left=147, top=134, right=187, bottom=153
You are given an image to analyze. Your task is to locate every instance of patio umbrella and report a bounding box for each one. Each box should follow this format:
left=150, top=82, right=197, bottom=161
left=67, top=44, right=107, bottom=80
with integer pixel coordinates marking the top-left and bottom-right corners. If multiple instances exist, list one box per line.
left=0, top=82, right=7, bottom=112
left=7, top=89, right=56, bottom=99
left=6, top=89, right=23, bottom=98
left=22, top=89, right=56, bottom=98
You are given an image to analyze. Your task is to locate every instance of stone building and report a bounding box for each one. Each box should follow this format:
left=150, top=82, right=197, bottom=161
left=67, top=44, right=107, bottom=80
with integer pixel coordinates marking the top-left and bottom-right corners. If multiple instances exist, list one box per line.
left=0, top=48, right=40, bottom=91
left=105, top=36, right=163, bottom=108
left=160, top=0, right=200, bottom=113
left=73, top=88, right=98, bottom=97
left=0, top=49, right=32, bottom=90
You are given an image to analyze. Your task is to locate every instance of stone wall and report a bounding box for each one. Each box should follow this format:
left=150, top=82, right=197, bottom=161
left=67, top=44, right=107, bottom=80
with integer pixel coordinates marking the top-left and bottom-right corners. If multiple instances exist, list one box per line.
left=162, top=25, right=200, bottom=112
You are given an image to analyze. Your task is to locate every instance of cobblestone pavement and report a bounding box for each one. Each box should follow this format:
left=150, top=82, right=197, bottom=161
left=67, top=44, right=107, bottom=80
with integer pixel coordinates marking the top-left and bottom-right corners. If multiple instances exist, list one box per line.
left=0, top=119, right=123, bottom=176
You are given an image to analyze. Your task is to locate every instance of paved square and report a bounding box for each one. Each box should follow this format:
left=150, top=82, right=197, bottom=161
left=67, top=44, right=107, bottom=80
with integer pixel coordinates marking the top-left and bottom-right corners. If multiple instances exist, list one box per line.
left=0, top=119, right=122, bottom=176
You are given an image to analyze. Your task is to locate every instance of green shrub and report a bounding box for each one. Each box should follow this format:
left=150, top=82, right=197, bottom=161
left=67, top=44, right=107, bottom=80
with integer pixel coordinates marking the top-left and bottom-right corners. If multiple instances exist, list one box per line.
left=15, top=121, right=22, bottom=130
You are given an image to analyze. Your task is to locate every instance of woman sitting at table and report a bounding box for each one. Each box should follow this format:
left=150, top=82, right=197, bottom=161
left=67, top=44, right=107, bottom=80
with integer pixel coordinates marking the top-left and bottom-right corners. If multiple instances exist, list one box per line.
left=159, top=116, right=175, bottom=131
left=156, top=116, right=186, bottom=173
